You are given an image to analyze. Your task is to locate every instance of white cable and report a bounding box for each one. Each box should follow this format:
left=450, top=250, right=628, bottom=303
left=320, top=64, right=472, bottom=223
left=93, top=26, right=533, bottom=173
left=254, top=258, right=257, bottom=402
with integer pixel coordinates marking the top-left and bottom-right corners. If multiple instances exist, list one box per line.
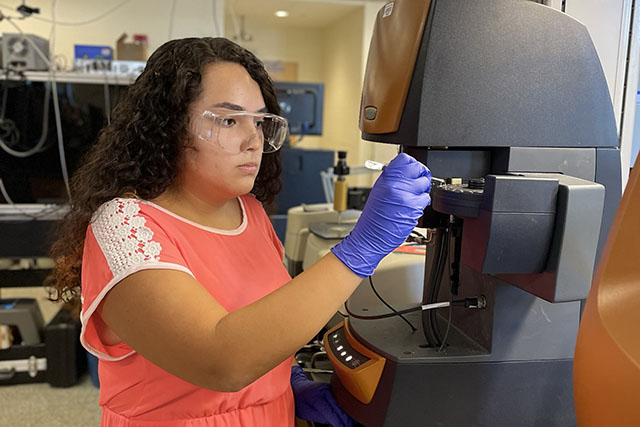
left=0, top=72, right=20, bottom=147
left=0, top=177, right=15, bottom=204
left=0, top=82, right=50, bottom=157
left=48, top=0, right=71, bottom=202
left=168, top=0, right=177, bottom=40
left=0, top=73, right=8, bottom=118
left=212, top=0, right=222, bottom=37
left=48, top=0, right=56, bottom=65
left=229, top=3, right=242, bottom=43
left=421, top=301, right=451, bottom=311
left=103, top=69, right=111, bottom=125
left=320, top=169, right=334, bottom=203
left=51, top=79, right=71, bottom=201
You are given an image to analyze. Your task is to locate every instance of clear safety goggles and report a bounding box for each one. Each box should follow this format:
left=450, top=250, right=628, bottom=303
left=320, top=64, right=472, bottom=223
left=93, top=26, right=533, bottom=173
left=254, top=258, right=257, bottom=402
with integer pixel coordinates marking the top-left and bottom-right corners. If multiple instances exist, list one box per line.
left=195, top=107, right=288, bottom=154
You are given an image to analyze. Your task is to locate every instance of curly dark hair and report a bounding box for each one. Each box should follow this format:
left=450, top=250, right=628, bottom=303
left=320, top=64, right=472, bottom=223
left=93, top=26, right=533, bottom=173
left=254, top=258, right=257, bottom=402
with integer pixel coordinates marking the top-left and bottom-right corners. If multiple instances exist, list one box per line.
left=46, top=37, right=282, bottom=308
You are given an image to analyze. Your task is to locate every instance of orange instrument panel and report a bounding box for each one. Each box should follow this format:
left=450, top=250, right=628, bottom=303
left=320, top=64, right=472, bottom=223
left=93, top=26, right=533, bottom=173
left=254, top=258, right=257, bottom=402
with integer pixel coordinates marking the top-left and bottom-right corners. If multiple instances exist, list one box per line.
left=323, top=319, right=386, bottom=404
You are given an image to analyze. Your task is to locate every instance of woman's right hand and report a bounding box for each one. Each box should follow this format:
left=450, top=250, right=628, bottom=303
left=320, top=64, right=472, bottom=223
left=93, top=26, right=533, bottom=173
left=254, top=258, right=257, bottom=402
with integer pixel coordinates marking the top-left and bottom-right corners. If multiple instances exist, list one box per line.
left=331, top=153, right=432, bottom=278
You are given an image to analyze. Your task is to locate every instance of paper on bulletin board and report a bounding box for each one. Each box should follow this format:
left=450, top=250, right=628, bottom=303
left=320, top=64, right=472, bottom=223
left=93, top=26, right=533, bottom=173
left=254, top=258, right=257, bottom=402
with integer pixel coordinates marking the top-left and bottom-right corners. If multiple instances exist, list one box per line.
left=263, top=60, right=298, bottom=82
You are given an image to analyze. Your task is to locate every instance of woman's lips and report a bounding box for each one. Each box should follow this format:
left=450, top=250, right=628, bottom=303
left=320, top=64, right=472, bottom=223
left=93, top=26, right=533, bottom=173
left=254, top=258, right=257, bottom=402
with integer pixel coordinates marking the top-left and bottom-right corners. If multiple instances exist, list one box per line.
left=237, top=163, right=258, bottom=174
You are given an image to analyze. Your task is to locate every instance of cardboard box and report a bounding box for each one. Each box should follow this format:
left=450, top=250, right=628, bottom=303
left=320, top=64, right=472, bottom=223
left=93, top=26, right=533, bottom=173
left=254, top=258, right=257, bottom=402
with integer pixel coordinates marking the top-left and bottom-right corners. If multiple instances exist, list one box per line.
left=116, top=33, right=148, bottom=61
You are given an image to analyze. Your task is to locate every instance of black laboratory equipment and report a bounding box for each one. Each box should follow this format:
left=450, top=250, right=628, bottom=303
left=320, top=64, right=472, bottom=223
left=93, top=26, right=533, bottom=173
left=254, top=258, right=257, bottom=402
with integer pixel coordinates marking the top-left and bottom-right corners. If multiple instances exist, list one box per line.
left=0, top=80, right=118, bottom=385
left=275, top=82, right=324, bottom=136
left=0, top=78, right=126, bottom=288
left=323, top=1, right=621, bottom=426
left=0, top=80, right=126, bottom=203
left=0, top=298, right=85, bottom=386
left=0, top=204, right=67, bottom=370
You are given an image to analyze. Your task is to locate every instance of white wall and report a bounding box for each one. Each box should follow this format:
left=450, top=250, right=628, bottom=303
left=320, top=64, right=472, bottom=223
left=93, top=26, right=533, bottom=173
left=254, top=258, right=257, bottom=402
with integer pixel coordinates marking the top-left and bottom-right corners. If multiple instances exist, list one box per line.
left=561, top=0, right=639, bottom=186
left=564, top=0, right=628, bottom=119
left=223, top=4, right=386, bottom=187
left=0, top=0, right=225, bottom=65
left=5, top=0, right=632, bottom=184
left=0, top=0, right=390, bottom=189
left=320, top=6, right=365, bottom=186
left=223, top=13, right=327, bottom=149
left=223, top=15, right=324, bottom=82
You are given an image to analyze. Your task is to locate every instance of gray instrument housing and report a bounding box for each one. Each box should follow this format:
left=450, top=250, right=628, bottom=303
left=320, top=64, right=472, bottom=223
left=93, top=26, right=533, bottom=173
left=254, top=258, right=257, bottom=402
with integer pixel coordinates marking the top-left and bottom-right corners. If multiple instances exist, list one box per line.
left=336, top=0, right=623, bottom=426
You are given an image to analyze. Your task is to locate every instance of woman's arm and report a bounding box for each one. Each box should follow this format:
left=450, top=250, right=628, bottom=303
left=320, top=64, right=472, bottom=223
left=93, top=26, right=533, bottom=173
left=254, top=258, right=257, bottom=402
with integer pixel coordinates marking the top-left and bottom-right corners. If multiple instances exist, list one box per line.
left=101, top=252, right=359, bottom=392
left=100, top=153, right=431, bottom=392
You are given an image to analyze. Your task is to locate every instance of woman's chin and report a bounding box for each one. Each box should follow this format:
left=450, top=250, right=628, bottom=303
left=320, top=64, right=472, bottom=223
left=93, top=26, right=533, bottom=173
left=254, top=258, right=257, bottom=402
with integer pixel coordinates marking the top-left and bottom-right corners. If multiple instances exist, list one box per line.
left=232, top=180, right=258, bottom=197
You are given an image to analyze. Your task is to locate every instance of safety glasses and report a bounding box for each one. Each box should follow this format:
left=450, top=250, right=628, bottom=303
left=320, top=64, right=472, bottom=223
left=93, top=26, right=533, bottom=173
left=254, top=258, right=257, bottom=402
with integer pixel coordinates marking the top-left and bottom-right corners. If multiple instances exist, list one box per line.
left=195, top=107, right=288, bottom=154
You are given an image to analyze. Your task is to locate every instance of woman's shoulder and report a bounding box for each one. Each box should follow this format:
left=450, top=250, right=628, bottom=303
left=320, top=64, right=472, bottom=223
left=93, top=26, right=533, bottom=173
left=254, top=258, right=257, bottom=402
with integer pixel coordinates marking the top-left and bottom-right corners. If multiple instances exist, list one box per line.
left=240, top=192, right=259, bottom=204
left=91, top=197, right=148, bottom=224
left=90, top=197, right=172, bottom=235
left=240, top=193, right=266, bottom=214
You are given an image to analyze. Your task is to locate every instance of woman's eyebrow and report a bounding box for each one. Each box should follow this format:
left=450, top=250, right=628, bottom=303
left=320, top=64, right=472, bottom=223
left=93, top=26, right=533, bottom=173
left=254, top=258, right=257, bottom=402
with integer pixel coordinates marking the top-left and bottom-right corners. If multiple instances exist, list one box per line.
left=212, top=102, right=268, bottom=113
left=212, top=102, right=244, bottom=111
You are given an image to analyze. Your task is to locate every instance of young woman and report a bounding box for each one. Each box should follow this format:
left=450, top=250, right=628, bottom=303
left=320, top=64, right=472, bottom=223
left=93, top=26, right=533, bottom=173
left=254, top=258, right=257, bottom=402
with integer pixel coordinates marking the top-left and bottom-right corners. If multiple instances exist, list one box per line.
left=48, top=37, right=431, bottom=426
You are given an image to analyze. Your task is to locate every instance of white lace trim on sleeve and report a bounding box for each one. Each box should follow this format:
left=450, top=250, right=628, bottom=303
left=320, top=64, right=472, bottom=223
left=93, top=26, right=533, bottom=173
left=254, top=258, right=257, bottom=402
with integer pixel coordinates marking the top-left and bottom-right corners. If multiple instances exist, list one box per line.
left=91, top=198, right=163, bottom=277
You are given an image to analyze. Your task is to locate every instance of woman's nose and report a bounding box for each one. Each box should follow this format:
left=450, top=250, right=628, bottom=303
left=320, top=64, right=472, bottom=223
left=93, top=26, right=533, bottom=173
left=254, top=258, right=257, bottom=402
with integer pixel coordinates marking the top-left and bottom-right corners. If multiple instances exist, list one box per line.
left=241, top=130, right=262, bottom=152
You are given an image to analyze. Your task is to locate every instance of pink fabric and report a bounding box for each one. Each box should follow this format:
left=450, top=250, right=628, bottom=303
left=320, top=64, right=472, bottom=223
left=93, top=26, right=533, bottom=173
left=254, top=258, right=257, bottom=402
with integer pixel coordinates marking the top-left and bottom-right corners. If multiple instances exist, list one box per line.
left=80, top=194, right=295, bottom=426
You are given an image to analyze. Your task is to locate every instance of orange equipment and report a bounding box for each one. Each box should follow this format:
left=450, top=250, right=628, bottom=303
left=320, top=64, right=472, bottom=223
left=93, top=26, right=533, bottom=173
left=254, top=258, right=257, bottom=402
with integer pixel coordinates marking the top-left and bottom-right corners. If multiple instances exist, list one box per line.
left=574, top=157, right=640, bottom=425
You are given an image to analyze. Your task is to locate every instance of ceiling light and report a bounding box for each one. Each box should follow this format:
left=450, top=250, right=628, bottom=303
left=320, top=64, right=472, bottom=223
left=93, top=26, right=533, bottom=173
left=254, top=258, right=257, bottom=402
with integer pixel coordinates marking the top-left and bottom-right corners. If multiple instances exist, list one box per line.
left=275, top=10, right=289, bottom=18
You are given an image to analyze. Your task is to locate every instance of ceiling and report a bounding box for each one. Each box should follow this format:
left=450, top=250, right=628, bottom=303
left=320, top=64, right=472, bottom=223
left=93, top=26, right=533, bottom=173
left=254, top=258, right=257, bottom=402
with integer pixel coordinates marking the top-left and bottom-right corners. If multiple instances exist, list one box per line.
left=225, top=0, right=374, bottom=28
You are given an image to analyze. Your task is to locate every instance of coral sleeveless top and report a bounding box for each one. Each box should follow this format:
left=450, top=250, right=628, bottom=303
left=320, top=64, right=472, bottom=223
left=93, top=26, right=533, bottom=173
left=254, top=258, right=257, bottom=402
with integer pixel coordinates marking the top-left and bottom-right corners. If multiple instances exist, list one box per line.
left=80, top=195, right=295, bottom=426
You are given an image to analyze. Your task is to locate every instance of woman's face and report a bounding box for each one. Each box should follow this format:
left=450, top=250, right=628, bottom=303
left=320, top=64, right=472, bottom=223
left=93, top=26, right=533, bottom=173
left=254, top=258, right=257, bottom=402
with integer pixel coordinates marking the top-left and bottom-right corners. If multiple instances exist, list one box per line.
left=181, top=61, right=267, bottom=203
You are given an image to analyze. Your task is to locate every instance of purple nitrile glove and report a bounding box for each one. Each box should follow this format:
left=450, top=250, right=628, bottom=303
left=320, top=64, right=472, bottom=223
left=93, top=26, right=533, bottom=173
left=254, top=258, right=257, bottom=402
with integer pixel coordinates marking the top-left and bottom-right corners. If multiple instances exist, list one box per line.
left=290, top=365, right=354, bottom=427
left=331, top=153, right=432, bottom=277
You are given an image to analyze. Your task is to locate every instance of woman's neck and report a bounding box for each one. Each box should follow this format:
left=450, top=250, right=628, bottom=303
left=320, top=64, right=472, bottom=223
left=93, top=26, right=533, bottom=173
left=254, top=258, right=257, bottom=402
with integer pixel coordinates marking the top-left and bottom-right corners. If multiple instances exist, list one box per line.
left=149, top=186, right=243, bottom=230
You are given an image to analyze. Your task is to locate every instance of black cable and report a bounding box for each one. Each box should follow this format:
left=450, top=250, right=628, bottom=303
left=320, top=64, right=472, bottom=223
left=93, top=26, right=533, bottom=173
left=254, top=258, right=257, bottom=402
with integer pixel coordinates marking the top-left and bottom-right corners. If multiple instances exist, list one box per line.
left=439, top=219, right=462, bottom=350
left=1, top=70, right=9, bottom=118
left=0, top=70, right=19, bottom=146
left=428, top=226, right=450, bottom=345
left=438, top=303, right=453, bottom=352
left=450, top=222, right=463, bottom=295
left=407, top=229, right=432, bottom=245
left=422, top=227, right=443, bottom=346
left=440, top=228, right=462, bottom=352
left=426, top=229, right=444, bottom=325
left=345, top=299, right=420, bottom=319
left=368, top=275, right=417, bottom=332
left=344, top=297, right=482, bottom=321
left=410, top=229, right=427, bottom=240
